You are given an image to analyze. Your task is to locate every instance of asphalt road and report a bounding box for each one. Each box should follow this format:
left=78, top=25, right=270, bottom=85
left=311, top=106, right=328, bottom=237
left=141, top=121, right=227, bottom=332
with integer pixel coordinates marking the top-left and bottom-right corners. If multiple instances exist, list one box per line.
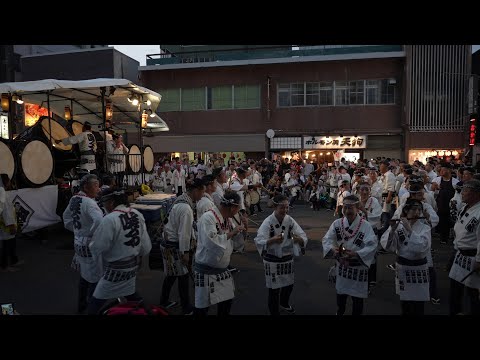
left=0, top=199, right=455, bottom=315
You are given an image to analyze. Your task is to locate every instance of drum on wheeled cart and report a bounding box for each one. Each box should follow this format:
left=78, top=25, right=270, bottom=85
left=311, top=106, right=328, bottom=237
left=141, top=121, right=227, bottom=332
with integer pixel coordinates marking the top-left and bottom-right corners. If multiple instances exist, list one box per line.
left=0, top=139, right=15, bottom=181
left=16, top=116, right=78, bottom=179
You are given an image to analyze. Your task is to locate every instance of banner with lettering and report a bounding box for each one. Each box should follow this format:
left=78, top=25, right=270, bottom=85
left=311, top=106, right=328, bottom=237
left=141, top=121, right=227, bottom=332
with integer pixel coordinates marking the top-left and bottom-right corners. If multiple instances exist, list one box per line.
left=6, top=185, right=61, bottom=233
left=303, top=135, right=367, bottom=149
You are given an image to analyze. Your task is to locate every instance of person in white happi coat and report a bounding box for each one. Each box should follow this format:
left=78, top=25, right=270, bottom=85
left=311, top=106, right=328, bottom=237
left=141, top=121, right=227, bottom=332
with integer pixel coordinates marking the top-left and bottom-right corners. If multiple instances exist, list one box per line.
left=368, top=168, right=383, bottom=205
left=254, top=194, right=308, bottom=315
left=162, top=165, right=174, bottom=194
left=322, top=195, right=378, bottom=315
left=335, top=180, right=351, bottom=218
left=381, top=199, right=431, bottom=315
left=107, top=133, right=129, bottom=188
left=448, top=179, right=480, bottom=315
left=194, top=191, right=246, bottom=316
left=160, top=178, right=205, bottom=315
left=62, top=174, right=104, bottom=313
left=56, top=121, right=97, bottom=172
left=87, top=189, right=152, bottom=315
left=173, top=164, right=187, bottom=196
left=196, top=175, right=217, bottom=218
left=393, top=184, right=440, bottom=303
left=378, top=160, right=397, bottom=237
left=212, top=167, right=227, bottom=209
left=249, top=164, right=264, bottom=215
left=398, top=176, right=437, bottom=211
left=357, top=182, right=382, bottom=290
left=149, top=166, right=165, bottom=192
left=228, top=167, right=261, bottom=253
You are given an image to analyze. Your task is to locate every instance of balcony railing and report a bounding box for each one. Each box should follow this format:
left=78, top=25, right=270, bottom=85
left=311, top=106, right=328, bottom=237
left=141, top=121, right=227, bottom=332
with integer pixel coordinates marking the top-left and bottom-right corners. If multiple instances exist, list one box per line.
left=145, top=45, right=404, bottom=66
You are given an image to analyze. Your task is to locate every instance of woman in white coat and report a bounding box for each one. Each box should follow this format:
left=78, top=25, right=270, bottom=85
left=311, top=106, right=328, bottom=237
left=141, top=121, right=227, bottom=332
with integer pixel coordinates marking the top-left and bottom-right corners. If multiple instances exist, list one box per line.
left=254, top=194, right=308, bottom=315
left=381, top=199, right=431, bottom=315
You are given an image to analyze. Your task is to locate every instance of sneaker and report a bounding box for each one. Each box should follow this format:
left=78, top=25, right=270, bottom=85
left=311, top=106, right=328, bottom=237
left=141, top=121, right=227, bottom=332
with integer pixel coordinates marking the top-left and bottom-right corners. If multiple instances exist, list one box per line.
left=430, top=298, right=441, bottom=305
left=279, top=304, right=296, bottom=314
left=184, top=310, right=194, bottom=316
left=162, top=301, right=179, bottom=309
left=387, top=264, right=396, bottom=271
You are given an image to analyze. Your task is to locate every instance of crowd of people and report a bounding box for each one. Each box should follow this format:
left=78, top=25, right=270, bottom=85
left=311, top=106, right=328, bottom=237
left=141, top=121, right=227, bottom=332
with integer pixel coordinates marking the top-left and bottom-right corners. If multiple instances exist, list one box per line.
left=2, top=149, right=480, bottom=315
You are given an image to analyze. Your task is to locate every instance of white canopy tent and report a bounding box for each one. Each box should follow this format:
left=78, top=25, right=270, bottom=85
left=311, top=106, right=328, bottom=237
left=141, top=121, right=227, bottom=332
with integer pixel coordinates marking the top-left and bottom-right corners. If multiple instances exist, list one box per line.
left=0, top=78, right=169, bottom=133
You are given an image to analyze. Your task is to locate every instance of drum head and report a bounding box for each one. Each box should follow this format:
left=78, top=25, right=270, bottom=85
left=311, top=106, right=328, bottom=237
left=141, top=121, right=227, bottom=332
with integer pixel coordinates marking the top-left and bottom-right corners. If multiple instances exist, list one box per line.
left=143, top=146, right=154, bottom=173
left=244, top=192, right=251, bottom=207
left=40, top=118, right=72, bottom=151
left=21, top=140, right=53, bottom=186
left=250, top=190, right=260, bottom=205
left=129, top=144, right=141, bottom=173
left=0, top=141, right=15, bottom=180
left=71, top=121, right=84, bottom=136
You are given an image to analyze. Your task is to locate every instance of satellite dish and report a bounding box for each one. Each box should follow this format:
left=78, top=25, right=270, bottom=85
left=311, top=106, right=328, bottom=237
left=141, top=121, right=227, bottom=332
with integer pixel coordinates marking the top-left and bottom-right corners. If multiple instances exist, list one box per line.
left=266, top=129, right=275, bottom=139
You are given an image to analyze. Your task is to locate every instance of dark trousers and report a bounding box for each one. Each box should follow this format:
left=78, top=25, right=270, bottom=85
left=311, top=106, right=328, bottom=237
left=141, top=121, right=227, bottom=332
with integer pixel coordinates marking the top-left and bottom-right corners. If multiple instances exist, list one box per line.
left=379, top=211, right=394, bottom=238
left=177, top=186, right=183, bottom=196
left=336, top=294, right=364, bottom=315
left=438, top=212, right=451, bottom=243
left=401, top=301, right=425, bottom=315
left=429, top=267, right=438, bottom=299
left=78, top=278, right=97, bottom=313
left=1, top=238, right=18, bottom=269
left=449, top=279, right=480, bottom=315
left=114, top=171, right=125, bottom=188
left=329, top=197, right=336, bottom=210
left=194, top=299, right=233, bottom=317
left=368, top=262, right=377, bottom=283
left=268, top=285, right=293, bottom=316
left=250, top=202, right=262, bottom=214
left=87, top=292, right=142, bottom=315
left=160, top=274, right=191, bottom=313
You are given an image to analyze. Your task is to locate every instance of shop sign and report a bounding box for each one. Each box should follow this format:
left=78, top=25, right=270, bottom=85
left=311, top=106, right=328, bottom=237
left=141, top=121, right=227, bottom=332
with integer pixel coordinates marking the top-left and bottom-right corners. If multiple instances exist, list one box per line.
left=303, top=135, right=367, bottom=149
left=1, top=113, right=9, bottom=139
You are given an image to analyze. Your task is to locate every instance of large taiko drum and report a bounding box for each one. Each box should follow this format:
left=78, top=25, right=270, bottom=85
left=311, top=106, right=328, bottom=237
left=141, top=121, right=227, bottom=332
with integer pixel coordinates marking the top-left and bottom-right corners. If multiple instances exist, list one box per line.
left=18, top=116, right=73, bottom=151
left=17, top=116, right=78, bottom=177
left=69, top=120, right=84, bottom=136
left=16, top=140, right=54, bottom=188
left=0, top=140, right=15, bottom=180
left=143, top=145, right=154, bottom=173
left=128, top=144, right=142, bottom=174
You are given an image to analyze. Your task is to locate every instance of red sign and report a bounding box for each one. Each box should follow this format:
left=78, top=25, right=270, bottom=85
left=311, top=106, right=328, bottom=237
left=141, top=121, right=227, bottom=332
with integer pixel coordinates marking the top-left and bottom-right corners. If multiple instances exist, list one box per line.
left=469, top=116, right=476, bottom=146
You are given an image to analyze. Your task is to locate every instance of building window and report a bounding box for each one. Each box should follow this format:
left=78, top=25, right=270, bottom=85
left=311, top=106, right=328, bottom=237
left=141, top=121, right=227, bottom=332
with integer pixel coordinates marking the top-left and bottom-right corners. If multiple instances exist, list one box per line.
left=319, top=82, right=333, bottom=106
left=349, top=80, right=364, bottom=105
left=380, top=79, right=396, bottom=104
left=278, top=84, right=291, bottom=107
left=234, top=85, right=260, bottom=109
left=335, top=81, right=349, bottom=106
left=366, top=80, right=379, bottom=104
left=306, top=83, right=319, bottom=106
left=290, top=83, right=304, bottom=106
left=182, top=87, right=206, bottom=111
left=270, top=137, right=302, bottom=150
left=207, top=86, right=232, bottom=110
left=158, top=89, right=181, bottom=112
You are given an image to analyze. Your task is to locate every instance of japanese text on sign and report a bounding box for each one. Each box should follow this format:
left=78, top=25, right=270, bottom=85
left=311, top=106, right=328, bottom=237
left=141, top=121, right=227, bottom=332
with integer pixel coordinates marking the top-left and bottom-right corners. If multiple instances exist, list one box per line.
left=303, top=135, right=367, bottom=149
